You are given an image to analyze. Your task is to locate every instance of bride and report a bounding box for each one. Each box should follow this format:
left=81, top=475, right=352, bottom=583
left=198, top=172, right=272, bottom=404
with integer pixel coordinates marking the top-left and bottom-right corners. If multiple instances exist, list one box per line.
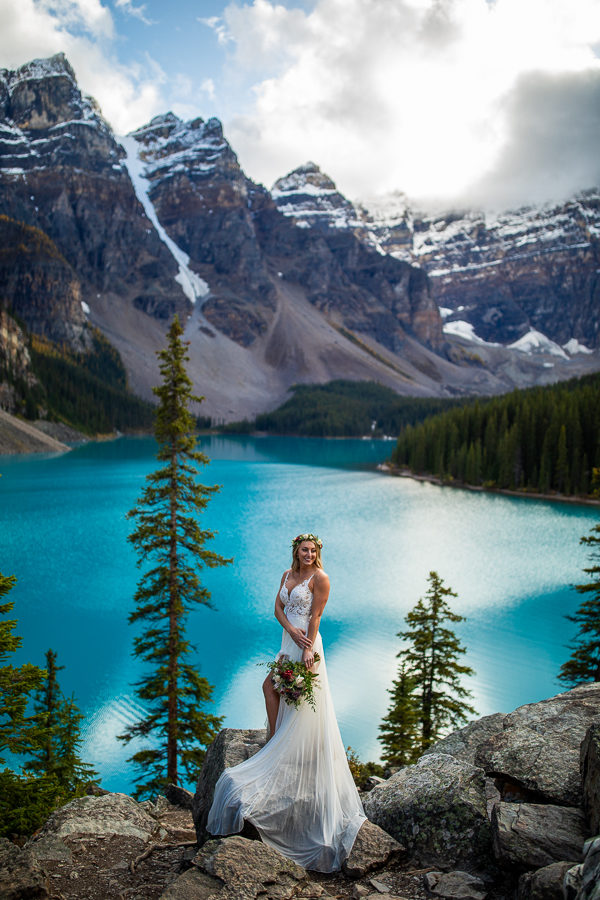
left=206, top=533, right=366, bottom=872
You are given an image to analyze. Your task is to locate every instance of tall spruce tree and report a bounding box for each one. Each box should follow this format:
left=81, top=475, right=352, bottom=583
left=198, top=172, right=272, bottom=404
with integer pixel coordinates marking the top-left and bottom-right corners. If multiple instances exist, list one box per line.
left=558, top=522, right=600, bottom=685
left=397, top=571, right=476, bottom=753
left=0, top=572, right=44, bottom=763
left=118, top=316, right=230, bottom=799
left=378, top=663, right=421, bottom=766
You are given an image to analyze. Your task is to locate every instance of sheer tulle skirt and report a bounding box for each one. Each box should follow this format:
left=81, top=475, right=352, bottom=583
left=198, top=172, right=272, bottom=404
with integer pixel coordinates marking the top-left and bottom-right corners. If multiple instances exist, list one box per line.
left=206, top=613, right=366, bottom=871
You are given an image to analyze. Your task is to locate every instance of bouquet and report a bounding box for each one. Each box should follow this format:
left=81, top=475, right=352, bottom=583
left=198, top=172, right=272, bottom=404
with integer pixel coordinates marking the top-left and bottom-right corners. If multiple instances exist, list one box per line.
left=262, top=653, right=321, bottom=710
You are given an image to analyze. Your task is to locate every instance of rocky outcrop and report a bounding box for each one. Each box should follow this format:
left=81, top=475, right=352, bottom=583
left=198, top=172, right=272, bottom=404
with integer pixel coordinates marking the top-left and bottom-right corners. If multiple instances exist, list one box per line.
left=517, top=861, right=578, bottom=900
left=193, top=727, right=267, bottom=841
left=0, top=837, right=48, bottom=899
left=491, top=802, right=587, bottom=869
left=361, top=753, right=492, bottom=870
left=581, top=724, right=600, bottom=834
left=0, top=215, right=88, bottom=350
left=0, top=308, right=37, bottom=413
left=426, top=683, right=600, bottom=807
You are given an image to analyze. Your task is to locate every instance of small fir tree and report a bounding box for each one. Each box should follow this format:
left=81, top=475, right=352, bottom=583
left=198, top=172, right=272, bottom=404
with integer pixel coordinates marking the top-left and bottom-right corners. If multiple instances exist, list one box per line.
left=25, top=649, right=98, bottom=792
left=559, top=522, right=600, bottom=685
left=378, top=662, right=421, bottom=767
left=118, top=316, right=230, bottom=799
left=398, top=571, right=476, bottom=753
left=0, top=572, right=44, bottom=763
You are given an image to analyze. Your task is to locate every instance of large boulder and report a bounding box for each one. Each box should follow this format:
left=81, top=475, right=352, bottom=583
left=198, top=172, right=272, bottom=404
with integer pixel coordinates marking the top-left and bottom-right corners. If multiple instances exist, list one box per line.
left=517, top=861, right=577, bottom=899
left=491, top=802, right=587, bottom=869
left=424, top=713, right=507, bottom=766
left=193, top=728, right=267, bottom=842
left=28, top=792, right=161, bottom=844
left=0, top=837, right=48, bottom=899
left=341, top=819, right=405, bottom=878
left=474, top=684, right=600, bottom=806
left=159, top=834, right=308, bottom=899
left=426, top=685, right=600, bottom=807
left=581, top=724, right=600, bottom=834
left=362, top=753, right=491, bottom=869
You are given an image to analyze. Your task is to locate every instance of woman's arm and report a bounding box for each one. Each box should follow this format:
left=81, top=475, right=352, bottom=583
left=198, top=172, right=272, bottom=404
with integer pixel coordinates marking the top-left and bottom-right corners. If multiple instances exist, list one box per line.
left=302, top=570, right=330, bottom=668
left=274, top=571, right=312, bottom=650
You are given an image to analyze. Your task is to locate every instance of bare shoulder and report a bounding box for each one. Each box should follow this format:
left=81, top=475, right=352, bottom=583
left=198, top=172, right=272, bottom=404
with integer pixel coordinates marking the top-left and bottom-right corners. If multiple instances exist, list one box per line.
left=313, top=569, right=330, bottom=587
left=279, top=568, right=292, bottom=585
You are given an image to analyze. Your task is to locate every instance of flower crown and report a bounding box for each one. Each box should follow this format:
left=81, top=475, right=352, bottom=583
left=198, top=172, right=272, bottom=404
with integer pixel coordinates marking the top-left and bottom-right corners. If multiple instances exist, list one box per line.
left=291, top=533, right=323, bottom=550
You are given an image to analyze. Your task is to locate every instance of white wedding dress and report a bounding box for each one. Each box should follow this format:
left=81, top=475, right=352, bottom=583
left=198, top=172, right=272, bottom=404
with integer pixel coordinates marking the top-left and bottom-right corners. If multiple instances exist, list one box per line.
left=206, top=571, right=366, bottom=872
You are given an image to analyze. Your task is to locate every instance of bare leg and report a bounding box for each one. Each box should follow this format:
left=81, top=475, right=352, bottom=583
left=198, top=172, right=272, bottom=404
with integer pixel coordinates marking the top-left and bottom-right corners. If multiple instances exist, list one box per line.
left=262, top=674, right=280, bottom=739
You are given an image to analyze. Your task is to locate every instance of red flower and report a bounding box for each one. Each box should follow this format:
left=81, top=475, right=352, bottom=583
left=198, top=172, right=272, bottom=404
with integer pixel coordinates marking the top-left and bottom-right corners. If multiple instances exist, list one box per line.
left=283, top=669, right=294, bottom=681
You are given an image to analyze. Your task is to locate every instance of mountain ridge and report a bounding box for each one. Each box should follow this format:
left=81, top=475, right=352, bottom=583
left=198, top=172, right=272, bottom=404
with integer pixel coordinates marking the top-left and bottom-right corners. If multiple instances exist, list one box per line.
left=1, top=54, right=599, bottom=424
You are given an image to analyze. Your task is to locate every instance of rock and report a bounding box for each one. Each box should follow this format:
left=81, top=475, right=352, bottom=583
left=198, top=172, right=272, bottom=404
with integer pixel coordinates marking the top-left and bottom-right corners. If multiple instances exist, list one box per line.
left=0, top=837, right=48, bottom=899
left=342, top=820, right=405, bottom=878
left=581, top=724, right=600, bottom=834
left=364, top=776, right=387, bottom=791
left=491, top=802, right=587, bottom=869
left=517, top=861, right=576, bottom=899
left=193, top=727, right=267, bottom=841
left=423, top=870, right=488, bottom=900
left=424, top=714, right=507, bottom=766
left=165, top=783, right=194, bottom=811
left=368, top=877, right=391, bottom=892
left=160, top=834, right=307, bottom=899
left=576, top=835, right=600, bottom=900
left=29, top=792, right=161, bottom=844
left=362, top=753, right=491, bottom=869
left=474, top=683, right=600, bottom=806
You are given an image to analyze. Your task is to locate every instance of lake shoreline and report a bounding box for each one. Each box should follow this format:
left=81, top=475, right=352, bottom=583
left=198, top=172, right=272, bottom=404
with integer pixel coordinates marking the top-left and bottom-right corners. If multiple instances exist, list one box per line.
left=378, top=462, right=600, bottom=507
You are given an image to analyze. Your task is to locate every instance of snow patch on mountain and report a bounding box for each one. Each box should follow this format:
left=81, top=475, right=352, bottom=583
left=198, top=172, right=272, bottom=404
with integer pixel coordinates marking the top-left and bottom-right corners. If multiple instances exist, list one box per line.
left=272, top=162, right=367, bottom=234
left=508, top=329, right=568, bottom=359
left=120, top=134, right=208, bottom=304
left=443, top=320, right=500, bottom=346
left=563, top=338, right=593, bottom=355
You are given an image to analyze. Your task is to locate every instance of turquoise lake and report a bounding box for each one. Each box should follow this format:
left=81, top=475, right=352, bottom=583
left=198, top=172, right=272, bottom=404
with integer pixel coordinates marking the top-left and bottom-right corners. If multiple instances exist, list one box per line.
left=1, top=435, right=598, bottom=794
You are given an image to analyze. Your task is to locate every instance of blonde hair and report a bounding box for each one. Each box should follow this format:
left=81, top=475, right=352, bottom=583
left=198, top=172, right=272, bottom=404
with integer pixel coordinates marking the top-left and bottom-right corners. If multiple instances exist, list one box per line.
left=291, top=539, right=324, bottom=572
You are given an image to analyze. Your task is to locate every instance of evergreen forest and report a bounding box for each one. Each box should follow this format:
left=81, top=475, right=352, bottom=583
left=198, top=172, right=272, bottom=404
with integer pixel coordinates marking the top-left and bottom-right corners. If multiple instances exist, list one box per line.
left=227, top=380, right=460, bottom=437
left=391, top=372, right=600, bottom=497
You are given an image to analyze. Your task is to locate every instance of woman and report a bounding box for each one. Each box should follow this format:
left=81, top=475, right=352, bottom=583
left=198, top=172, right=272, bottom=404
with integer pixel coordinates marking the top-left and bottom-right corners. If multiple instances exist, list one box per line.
left=206, top=533, right=366, bottom=872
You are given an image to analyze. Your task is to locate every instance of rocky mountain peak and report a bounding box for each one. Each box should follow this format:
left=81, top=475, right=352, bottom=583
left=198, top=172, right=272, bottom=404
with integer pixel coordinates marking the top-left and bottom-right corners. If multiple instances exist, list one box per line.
left=1, top=53, right=103, bottom=134
left=272, top=161, right=366, bottom=234
left=128, top=112, right=238, bottom=187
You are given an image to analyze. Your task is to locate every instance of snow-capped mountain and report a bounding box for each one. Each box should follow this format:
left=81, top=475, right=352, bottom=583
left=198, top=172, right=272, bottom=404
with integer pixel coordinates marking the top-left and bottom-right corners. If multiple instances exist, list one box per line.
left=273, top=164, right=600, bottom=357
left=1, top=54, right=599, bottom=422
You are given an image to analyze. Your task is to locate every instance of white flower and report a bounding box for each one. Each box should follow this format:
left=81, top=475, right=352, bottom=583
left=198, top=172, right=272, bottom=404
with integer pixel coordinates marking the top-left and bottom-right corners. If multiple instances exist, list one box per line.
left=294, top=676, right=305, bottom=686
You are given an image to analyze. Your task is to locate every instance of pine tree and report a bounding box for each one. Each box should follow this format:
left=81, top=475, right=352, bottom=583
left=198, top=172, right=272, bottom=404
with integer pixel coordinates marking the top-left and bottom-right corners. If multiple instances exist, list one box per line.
left=378, top=663, right=421, bottom=766
left=559, top=522, right=600, bottom=685
left=118, top=316, right=230, bottom=799
left=398, top=571, right=476, bottom=752
left=25, top=649, right=98, bottom=792
left=0, top=572, right=44, bottom=763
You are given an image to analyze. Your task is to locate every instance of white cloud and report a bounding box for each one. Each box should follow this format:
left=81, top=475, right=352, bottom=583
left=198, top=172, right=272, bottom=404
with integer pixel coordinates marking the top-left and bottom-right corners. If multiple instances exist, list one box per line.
left=115, top=0, right=155, bottom=26
left=0, top=0, right=165, bottom=133
left=220, top=0, right=600, bottom=208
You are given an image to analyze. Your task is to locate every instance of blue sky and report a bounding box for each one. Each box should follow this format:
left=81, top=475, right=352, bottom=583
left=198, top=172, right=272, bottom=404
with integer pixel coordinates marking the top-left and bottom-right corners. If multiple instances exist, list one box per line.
left=1, top=0, right=600, bottom=209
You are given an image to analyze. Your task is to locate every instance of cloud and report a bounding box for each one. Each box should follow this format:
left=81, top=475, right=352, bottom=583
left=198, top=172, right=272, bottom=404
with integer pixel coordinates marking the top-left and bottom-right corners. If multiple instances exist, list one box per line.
left=220, top=0, right=600, bottom=208
left=114, top=0, right=155, bottom=26
left=0, top=0, right=164, bottom=133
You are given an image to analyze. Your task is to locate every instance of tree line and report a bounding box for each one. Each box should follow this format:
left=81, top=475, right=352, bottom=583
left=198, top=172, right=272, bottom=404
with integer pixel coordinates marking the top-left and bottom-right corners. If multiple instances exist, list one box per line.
left=391, top=373, right=600, bottom=497
left=226, top=380, right=460, bottom=437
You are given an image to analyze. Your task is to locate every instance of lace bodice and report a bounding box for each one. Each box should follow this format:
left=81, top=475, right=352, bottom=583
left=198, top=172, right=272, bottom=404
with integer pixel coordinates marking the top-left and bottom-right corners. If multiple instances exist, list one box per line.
left=280, top=571, right=315, bottom=620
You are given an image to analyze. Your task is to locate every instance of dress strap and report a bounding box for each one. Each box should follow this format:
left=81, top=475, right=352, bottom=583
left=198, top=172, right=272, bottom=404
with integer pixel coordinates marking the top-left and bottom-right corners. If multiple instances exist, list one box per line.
left=306, top=572, right=316, bottom=585
left=283, top=570, right=290, bottom=586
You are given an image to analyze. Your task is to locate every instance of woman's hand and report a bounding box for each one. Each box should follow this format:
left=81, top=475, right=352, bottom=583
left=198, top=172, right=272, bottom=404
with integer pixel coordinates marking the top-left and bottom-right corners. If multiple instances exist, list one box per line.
left=289, top=626, right=312, bottom=650
left=302, top=647, right=315, bottom=669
